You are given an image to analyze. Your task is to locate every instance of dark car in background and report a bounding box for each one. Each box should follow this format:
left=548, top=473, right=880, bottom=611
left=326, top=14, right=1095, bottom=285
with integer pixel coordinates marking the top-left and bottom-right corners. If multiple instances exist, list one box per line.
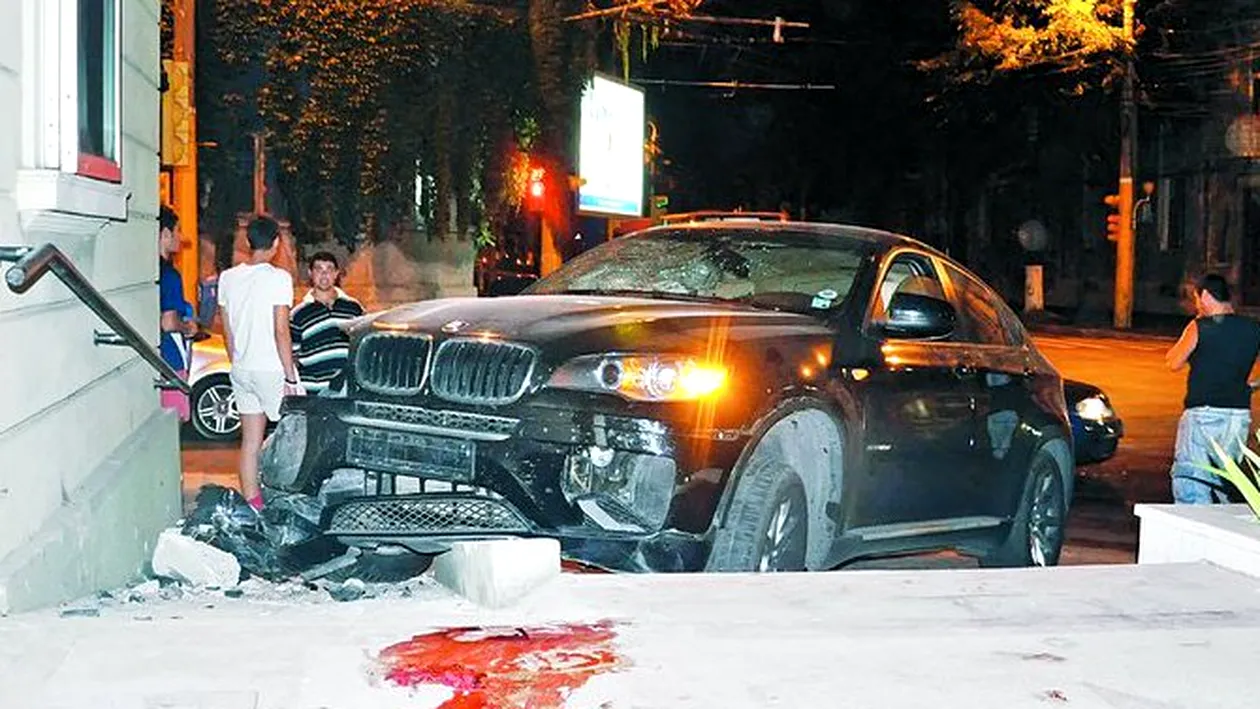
left=1064, top=379, right=1124, bottom=463
left=259, top=221, right=1075, bottom=574
left=475, top=249, right=538, bottom=297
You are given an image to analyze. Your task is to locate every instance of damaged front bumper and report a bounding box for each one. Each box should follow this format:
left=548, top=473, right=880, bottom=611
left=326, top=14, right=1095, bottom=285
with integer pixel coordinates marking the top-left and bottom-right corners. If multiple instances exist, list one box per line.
left=259, top=395, right=746, bottom=572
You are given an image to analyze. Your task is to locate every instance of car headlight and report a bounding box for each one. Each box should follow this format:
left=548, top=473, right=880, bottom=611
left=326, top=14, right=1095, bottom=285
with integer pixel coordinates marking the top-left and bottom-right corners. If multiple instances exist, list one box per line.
left=548, top=354, right=727, bottom=402
left=1074, top=395, right=1114, bottom=422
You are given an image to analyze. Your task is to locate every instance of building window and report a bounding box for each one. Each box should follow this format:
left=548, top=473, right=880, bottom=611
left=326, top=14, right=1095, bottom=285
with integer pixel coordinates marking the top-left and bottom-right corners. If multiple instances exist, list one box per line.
left=75, top=0, right=121, bottom=181
left=15, top=0, right=129, bottom=221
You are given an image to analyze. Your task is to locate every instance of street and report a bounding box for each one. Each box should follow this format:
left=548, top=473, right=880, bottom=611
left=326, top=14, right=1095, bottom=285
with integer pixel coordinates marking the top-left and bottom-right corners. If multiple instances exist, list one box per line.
left=1038, top=330, right=1182, bottom=566
left=180, top=330, right=1201, bottom=569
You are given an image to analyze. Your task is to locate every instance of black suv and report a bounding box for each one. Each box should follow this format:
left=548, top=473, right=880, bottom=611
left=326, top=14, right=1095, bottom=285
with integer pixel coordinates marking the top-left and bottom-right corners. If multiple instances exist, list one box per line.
left=260, top=222, right=1073, bottom=573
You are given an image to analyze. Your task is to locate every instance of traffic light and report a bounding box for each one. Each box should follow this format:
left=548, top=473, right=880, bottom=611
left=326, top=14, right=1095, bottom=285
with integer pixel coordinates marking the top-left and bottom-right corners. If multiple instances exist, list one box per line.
left=1104, top=193, right=1122, bottom=241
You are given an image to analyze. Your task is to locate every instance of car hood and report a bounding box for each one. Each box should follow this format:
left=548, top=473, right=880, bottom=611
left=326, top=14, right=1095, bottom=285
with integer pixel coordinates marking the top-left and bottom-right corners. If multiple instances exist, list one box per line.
left=355, top=294, right=836, bottom=356
left=1062, top=379, right=1103, bottom=404
left=188, top=333, right=230, bottom=381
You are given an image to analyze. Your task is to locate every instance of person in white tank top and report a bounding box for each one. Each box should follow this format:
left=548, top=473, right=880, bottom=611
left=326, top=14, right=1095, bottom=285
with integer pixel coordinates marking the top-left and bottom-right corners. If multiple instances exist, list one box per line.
left=217, top=216, right=304, bottom=510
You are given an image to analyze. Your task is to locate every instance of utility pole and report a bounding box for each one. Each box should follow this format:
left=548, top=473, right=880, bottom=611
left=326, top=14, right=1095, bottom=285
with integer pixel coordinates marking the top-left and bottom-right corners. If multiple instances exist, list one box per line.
left=1113, top=0, right=1138, bottom=329
left=252, top=132, right=267, bottom=214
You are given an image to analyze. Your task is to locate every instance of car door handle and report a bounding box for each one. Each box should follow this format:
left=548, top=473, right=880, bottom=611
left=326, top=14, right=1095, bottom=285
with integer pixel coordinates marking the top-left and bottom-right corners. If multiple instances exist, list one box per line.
left=953, top=362, right=975, bottom=378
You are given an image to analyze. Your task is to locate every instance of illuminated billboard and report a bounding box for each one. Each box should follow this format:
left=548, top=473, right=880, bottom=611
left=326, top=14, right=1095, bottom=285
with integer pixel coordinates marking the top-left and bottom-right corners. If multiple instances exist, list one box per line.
left=577, top=74, right=645, bottom=217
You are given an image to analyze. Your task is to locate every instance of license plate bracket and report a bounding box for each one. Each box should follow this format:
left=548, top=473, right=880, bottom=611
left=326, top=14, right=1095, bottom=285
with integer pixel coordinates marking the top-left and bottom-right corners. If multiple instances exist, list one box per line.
left=346, top=426, right=476, bottom=482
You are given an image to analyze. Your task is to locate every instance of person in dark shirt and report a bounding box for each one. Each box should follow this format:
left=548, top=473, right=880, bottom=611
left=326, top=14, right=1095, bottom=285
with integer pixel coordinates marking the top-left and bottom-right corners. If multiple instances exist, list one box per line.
left=158, top=206, right=197, bottom=421
left=1164, top=273, right=1260, bottom=503
left=290, top=252, right=364, bottom=393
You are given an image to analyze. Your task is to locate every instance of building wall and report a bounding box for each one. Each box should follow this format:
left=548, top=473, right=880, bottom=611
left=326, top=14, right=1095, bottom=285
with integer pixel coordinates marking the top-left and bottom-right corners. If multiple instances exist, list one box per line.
left=0, top=0, right=181, bottom=614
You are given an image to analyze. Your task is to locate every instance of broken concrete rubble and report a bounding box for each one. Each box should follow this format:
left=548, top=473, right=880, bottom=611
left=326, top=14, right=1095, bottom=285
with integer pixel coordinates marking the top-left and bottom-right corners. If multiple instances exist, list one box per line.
left=151, top=528, right=241, bottom=588
left=326, top=578, right=367, bottom=603
left=63, top=569, right=448, bottom=618
left=127, top=580, right=161, bottom=602
left=164, top=484, right=567, bottom=610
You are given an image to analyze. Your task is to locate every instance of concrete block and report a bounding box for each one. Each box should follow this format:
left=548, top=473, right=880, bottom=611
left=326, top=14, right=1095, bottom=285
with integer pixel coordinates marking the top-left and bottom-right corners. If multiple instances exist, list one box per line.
left=1136, top=503, right=1260, bottom=578
left=151, top=529, right=241, bottom=588
left=431, top=538, right=560, bottom=608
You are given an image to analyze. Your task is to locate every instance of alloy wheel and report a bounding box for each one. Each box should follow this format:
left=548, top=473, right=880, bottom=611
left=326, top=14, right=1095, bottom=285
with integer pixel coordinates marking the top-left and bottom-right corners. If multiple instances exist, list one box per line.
left=196, top=382, right=240, bottom=437
left=1027, top=462, right=1064, bottom=567
left=757, top=493, right=806, bottom=572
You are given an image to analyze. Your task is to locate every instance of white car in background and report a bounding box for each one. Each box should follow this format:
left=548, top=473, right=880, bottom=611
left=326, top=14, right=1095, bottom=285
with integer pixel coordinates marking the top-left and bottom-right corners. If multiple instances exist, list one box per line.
left=187, top=333, right=239, bottom=441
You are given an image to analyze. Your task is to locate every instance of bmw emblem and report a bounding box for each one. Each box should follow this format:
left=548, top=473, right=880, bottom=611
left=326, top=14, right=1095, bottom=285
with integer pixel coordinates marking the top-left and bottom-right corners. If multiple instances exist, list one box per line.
left=442, top=320, right=469, bottom=333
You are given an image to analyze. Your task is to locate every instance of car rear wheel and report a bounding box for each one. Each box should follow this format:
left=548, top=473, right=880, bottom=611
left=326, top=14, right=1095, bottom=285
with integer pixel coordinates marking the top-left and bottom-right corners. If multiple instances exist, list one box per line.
left=190, top=374, right=240, bottom=441
left=707, top=457, right=809, bottom=572
left=982, top=442, right=1067, bottom=568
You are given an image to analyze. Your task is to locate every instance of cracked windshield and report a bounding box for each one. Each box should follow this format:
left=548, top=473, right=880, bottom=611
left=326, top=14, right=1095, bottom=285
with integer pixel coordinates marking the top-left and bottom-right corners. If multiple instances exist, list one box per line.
left=530, top=229, right=866, bottom=314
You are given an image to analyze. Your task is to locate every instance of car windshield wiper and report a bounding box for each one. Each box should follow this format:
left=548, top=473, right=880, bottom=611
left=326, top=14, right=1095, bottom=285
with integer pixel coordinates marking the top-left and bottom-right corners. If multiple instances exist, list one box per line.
left=734, top=291, right=837, bottom=318
left=553, top=288, right=724, bottom=303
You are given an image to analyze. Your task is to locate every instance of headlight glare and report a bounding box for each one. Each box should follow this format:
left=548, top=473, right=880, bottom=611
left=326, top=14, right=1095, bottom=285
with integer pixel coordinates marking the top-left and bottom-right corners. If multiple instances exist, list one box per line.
left=1074, top=395, right=1113, bottom=421
left=550, top=354, right=727, bottom=402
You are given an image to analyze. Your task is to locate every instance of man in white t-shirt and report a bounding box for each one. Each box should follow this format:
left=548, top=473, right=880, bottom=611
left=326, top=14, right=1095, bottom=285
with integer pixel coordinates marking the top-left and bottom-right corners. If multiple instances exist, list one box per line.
left=217, top=216, right=303, bottom=511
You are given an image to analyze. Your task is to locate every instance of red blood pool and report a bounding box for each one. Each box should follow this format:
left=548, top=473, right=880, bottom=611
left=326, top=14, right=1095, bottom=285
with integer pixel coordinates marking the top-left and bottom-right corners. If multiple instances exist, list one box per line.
left=375, top=620, right=624, bottom=707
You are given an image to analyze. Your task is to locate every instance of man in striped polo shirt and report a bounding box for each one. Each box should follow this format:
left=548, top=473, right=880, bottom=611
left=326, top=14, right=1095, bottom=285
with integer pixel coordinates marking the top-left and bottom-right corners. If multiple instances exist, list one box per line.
left=290, top=252, right=364, bottom=393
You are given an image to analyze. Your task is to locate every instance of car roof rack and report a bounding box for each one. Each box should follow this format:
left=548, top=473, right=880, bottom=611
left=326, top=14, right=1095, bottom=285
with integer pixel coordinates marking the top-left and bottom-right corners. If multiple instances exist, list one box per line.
left=659, top=210, right=790, bottom=225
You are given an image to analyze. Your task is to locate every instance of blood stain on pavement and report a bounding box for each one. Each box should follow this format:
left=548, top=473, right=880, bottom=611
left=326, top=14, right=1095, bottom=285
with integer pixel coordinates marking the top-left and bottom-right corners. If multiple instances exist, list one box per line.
left=374, top=620, right=625, bottom=707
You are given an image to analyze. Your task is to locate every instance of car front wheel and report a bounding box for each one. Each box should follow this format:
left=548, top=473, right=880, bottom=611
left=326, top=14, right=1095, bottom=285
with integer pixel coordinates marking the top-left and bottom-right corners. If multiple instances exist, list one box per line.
left=190, top=374, right=240, bottom=441
left=982, top=442, right=1068, bottom=568
left=706, top=457, right=809, bottom=572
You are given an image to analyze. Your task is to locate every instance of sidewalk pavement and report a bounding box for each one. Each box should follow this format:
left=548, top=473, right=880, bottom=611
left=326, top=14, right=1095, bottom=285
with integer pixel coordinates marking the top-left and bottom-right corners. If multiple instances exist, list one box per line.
left=1, top=561, right=1256, bottom=708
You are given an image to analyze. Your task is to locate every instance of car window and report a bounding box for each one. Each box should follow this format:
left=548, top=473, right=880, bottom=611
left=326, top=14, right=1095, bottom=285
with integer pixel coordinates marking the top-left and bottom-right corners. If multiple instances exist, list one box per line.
left=871, top=252, right=945, bottom=323
left=995, top=297, right=1027, bottom=346
left=942, top=262, right=1012, bottom=346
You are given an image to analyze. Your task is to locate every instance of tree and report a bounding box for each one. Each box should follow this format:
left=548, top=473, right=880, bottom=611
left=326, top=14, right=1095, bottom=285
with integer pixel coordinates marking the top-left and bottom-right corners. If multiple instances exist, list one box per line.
left=195, top=0, right=706, bottom=250
left=199, top=0, right=544, bottom=248
left=925, top=0, right=1131, bottom=87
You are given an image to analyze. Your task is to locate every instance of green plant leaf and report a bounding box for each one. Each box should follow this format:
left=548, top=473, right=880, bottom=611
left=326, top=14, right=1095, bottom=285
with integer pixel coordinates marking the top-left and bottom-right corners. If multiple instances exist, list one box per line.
left=1193, top=437, right=1260, bottom=519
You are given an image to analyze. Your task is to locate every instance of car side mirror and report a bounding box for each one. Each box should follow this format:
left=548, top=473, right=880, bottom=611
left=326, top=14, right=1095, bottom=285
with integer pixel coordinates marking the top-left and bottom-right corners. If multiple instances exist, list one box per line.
left=879, top=292, right=956, bottom=339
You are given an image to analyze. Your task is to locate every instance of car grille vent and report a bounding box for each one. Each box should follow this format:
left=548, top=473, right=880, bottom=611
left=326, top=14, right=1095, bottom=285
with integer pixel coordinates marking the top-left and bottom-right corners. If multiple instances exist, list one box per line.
left=354, top=333, right=432, bottom=395
left=353, top=401, right=518, bottom=438
left=327, top=494, right=531, bottom=535
left=430, top=339, right=537, bottom=405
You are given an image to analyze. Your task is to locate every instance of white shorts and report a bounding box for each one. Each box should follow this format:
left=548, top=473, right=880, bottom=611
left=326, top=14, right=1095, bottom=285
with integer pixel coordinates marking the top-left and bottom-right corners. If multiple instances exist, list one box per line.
left=230, top=369, right=285, bottom=421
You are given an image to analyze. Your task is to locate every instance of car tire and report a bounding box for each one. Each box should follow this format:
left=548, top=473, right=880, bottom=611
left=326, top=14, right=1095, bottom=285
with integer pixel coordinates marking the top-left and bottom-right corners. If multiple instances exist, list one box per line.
left=189, top=374, right=241, bottom=442
left=325, top=549, right=434, bottom=583
left=706, top=457, right=809, bottom=572
left=981, top=442, right=1068, bottom=568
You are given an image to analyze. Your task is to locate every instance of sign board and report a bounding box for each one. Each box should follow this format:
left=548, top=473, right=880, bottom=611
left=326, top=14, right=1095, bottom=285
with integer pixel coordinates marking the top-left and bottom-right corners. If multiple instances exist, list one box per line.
left=577, top=74, right=645, bottom=218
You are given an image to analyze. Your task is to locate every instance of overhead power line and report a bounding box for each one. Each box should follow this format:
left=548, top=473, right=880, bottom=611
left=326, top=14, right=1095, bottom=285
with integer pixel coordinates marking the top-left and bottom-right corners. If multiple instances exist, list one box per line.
left=633, top=78, right=837, bottom=90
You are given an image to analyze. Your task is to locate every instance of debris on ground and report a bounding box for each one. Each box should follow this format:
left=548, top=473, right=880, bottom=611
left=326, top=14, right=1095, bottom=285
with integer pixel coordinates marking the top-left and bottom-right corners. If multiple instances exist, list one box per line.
left=326, top=578, right=367, bottom=603
left=151, top=528, right=242, bottom=588
left=179, top=484, right=344, bottom=582
left=55, top=484, right=449, bottom=618
left=71, top=573, right=445, bottom=616
left=57, top=606, right=101, bottom=618
left=127, top=580, right=161, bottom=603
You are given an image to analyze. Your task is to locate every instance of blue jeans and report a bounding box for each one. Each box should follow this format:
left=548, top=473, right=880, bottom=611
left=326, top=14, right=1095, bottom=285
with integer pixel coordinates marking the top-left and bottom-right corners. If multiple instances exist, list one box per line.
left=1170, top=406, right=1251, bottom=504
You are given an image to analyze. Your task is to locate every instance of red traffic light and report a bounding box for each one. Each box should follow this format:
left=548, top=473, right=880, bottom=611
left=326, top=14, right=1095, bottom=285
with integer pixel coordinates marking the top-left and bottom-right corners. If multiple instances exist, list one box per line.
left=527, top=167, right=545, bottom=202
left=1103, top=191, right=1129, bottom=241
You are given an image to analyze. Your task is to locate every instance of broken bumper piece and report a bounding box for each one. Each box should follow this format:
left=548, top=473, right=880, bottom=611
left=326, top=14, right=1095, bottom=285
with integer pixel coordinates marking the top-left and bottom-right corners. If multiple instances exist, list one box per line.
left=257, top=396, right=741, bottom=572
